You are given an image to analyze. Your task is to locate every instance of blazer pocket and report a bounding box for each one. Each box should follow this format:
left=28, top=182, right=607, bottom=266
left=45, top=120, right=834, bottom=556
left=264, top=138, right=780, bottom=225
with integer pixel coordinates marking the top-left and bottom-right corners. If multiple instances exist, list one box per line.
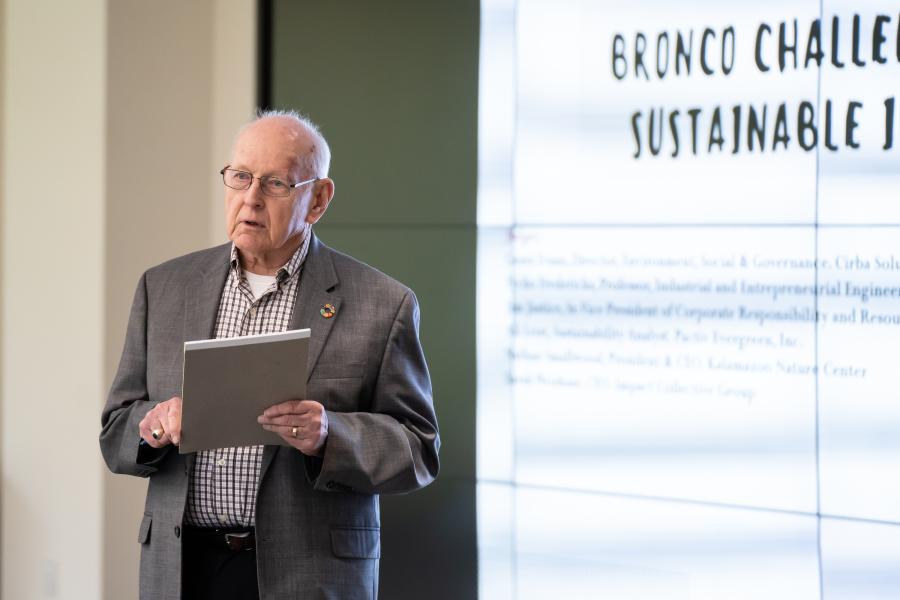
left=310, top=361, right=365, bottom=380
left=138, top=513, right=153, bottom=545
left=330, top=526, right=380, bottom=559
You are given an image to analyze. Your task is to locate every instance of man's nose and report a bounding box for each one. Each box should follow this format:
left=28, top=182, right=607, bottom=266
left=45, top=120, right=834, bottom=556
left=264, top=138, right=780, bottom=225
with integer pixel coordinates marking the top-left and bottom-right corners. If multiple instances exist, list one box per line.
left=242, top=178, right=265, bottom=205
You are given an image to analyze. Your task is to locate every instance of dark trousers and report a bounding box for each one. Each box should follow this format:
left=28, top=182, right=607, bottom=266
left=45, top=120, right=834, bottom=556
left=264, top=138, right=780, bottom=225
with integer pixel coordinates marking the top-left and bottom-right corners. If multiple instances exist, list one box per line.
left=182, top=526, right=260, bottom=600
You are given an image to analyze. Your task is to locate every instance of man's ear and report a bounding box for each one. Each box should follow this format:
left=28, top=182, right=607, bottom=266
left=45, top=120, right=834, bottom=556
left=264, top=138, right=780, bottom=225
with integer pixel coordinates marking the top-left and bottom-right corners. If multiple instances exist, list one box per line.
left=306, top=178, right=335, bottom=224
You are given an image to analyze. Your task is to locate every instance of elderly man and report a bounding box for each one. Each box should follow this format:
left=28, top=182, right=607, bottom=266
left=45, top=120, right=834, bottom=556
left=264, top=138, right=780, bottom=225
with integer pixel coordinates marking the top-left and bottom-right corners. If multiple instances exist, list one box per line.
left=100, top=110, right=440, bottom=600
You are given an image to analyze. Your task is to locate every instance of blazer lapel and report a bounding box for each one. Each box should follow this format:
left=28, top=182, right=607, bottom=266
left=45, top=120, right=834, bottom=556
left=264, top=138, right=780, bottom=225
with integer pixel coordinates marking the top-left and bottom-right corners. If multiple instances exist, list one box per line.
left=290, top=233, right=341, bottom=379
left=261, top=232, right=341, bottom=480
left=184, top=244, right=231, bottom=343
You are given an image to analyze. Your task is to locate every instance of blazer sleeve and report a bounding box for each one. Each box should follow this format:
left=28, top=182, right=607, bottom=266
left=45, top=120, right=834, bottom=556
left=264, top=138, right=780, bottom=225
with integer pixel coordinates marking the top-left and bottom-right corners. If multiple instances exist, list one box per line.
left=99, top=272, right=171, bottom=476
left=309, top=289, right=440, bottom=495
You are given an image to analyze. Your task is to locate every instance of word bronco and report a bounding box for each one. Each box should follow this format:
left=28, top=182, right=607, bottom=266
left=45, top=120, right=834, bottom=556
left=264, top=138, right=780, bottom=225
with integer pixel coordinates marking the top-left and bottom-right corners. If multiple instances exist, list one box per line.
left=613, top=14, right=899, bottom=158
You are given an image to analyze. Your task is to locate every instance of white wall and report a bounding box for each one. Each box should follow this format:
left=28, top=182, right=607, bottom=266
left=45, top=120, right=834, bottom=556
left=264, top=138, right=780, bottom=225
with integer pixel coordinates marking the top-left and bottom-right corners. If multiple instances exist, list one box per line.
left=0, top=1, right=255, bottom=598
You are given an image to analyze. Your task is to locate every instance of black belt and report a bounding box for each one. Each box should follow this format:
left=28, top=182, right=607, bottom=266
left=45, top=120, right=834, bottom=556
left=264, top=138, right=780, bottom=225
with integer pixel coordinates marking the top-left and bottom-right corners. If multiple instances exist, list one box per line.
left=183, top=525, right=256, bottom=551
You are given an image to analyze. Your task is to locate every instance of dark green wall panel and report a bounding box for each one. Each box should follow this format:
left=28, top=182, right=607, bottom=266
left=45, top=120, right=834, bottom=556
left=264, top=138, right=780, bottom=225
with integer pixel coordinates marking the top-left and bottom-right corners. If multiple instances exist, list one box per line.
left=271, top=0, right=479, bottom=226
left=269, top=2, right=479, bottom=598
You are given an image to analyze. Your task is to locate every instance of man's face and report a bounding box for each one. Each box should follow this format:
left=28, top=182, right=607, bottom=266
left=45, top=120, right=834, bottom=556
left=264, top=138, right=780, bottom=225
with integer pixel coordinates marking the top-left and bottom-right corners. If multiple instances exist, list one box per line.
left=225, top=118, right=316, bottom=264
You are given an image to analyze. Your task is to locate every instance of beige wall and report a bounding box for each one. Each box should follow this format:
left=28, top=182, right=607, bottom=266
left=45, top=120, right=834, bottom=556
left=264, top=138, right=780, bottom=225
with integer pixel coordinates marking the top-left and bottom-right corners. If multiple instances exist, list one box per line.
left=0, top=1, right=255, bottom=598
left=1, top=1, right=107, bottom=597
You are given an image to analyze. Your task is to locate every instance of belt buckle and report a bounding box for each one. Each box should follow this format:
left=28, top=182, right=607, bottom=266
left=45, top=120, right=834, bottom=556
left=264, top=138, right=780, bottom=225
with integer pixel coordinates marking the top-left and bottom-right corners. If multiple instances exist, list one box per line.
left=224, top=531, right=251, bottom=551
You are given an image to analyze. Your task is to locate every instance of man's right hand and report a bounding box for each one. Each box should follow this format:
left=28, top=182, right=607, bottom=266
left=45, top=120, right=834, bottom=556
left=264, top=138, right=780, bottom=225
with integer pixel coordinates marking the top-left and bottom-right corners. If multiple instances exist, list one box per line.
left=139, top=396, right=183, bottom=448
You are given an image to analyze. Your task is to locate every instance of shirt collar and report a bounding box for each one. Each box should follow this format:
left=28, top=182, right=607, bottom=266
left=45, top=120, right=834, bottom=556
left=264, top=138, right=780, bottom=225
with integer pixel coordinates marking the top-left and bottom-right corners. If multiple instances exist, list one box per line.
left=228, top=229, right=312, bottom=286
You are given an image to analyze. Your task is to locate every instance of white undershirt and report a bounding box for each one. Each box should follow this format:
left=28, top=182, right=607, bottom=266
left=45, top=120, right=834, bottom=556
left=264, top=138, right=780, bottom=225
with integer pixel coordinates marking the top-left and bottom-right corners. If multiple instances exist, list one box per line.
left=243, top=270, right=277, bottom=301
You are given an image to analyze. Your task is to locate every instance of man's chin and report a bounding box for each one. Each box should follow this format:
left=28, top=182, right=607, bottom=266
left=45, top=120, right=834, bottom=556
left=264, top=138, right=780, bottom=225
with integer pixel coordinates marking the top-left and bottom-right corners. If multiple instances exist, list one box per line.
left=231, top=235, right=268, bottom=255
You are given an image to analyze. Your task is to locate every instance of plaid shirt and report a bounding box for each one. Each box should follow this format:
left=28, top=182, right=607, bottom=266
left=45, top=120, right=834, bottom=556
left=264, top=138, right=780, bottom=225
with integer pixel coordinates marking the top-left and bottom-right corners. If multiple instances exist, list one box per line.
left=183, top=234, right=310, bottom=528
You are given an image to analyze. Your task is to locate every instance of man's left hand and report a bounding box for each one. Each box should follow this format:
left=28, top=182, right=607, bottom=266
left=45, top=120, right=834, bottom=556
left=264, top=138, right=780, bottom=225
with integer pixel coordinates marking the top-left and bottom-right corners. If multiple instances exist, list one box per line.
left=258, top=400, right=328, bottom=456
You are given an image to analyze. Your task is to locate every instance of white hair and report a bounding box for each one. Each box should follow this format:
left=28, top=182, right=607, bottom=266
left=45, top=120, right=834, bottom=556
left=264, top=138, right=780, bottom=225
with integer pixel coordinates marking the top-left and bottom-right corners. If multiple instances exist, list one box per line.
left=251, top=108, right=332, bottom=178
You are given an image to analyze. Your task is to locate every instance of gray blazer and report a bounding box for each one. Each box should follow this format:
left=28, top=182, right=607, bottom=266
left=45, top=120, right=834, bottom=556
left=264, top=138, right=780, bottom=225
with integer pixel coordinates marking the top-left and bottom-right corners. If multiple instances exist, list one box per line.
left=100, top=234, right=440, bottom=600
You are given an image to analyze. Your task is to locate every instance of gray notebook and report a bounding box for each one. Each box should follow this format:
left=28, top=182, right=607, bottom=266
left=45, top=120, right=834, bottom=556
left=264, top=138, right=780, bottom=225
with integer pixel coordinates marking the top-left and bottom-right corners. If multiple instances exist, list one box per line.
left=179, top=328, right=310, bottom=453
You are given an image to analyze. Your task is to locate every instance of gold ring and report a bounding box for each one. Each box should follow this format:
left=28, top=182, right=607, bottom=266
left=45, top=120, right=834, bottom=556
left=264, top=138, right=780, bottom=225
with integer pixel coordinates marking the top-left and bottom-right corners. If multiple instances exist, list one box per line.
left=291, top=426, right=299, bottom=438
left=151, top=427, right=164, bottom=440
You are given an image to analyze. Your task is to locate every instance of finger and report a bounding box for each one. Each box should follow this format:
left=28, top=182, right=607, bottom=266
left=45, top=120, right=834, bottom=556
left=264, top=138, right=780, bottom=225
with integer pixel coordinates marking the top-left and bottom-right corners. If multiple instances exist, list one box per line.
left=157, top=411, right=173, bottom=440
left=265, top=422, right=319, bottom=443
left=269, top=425, right=326, bottom=456
left=260, top=422, right=293, bottom=434
left=149, top=432, right=171, bottom=448
left=149, top=420, right=171, bottom=446
left=261, top=423, right=306, bottom=445
left=146, top=411, right=166, bottom=439
left=262, top=400, right=307, bottom=418
left=163, top=400, right=183, bottom=444
left=140, top=401, right=168, bottom=435
left=257, top=413, right=309, bottom=427
left=139, top=413, right=166, bottom=447
left=139, top=406, right=162, bottom=431
left=261, top=420, right=309, bottom=434
left=295, top=400, right=323, bottom=412
left=262, top=411, right=327, bottom=450
left=138, top=423, right=156, bottom=447
left=269, top=425, right=319, bottom=453
left=140, top=425, right=170, bottom=448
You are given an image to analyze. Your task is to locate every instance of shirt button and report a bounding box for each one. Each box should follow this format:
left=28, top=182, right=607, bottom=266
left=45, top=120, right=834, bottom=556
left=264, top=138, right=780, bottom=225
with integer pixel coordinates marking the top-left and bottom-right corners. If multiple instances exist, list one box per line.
left=249, top=307, right=257, bottom=317
left=216, top=459, right=226, bottom=467
left=219, top=515, right=228, bottom=523
left=174, top=526, right=181, bottom=538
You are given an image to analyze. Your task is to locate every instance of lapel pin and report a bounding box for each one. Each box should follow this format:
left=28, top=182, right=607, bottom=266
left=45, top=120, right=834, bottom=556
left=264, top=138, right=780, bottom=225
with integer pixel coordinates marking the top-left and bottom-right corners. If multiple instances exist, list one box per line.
left=320, top=303, right=336, bottom=319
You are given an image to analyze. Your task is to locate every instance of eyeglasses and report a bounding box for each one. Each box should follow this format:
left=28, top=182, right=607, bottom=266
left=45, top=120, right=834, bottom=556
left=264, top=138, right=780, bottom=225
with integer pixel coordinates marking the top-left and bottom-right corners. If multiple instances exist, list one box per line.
left=220, top=167, right=318, bottom=197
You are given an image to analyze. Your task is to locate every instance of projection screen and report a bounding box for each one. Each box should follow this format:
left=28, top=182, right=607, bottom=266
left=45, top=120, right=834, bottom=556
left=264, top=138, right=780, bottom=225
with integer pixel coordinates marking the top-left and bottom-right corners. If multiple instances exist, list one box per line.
left=477, top=1, right=900, bottom=598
